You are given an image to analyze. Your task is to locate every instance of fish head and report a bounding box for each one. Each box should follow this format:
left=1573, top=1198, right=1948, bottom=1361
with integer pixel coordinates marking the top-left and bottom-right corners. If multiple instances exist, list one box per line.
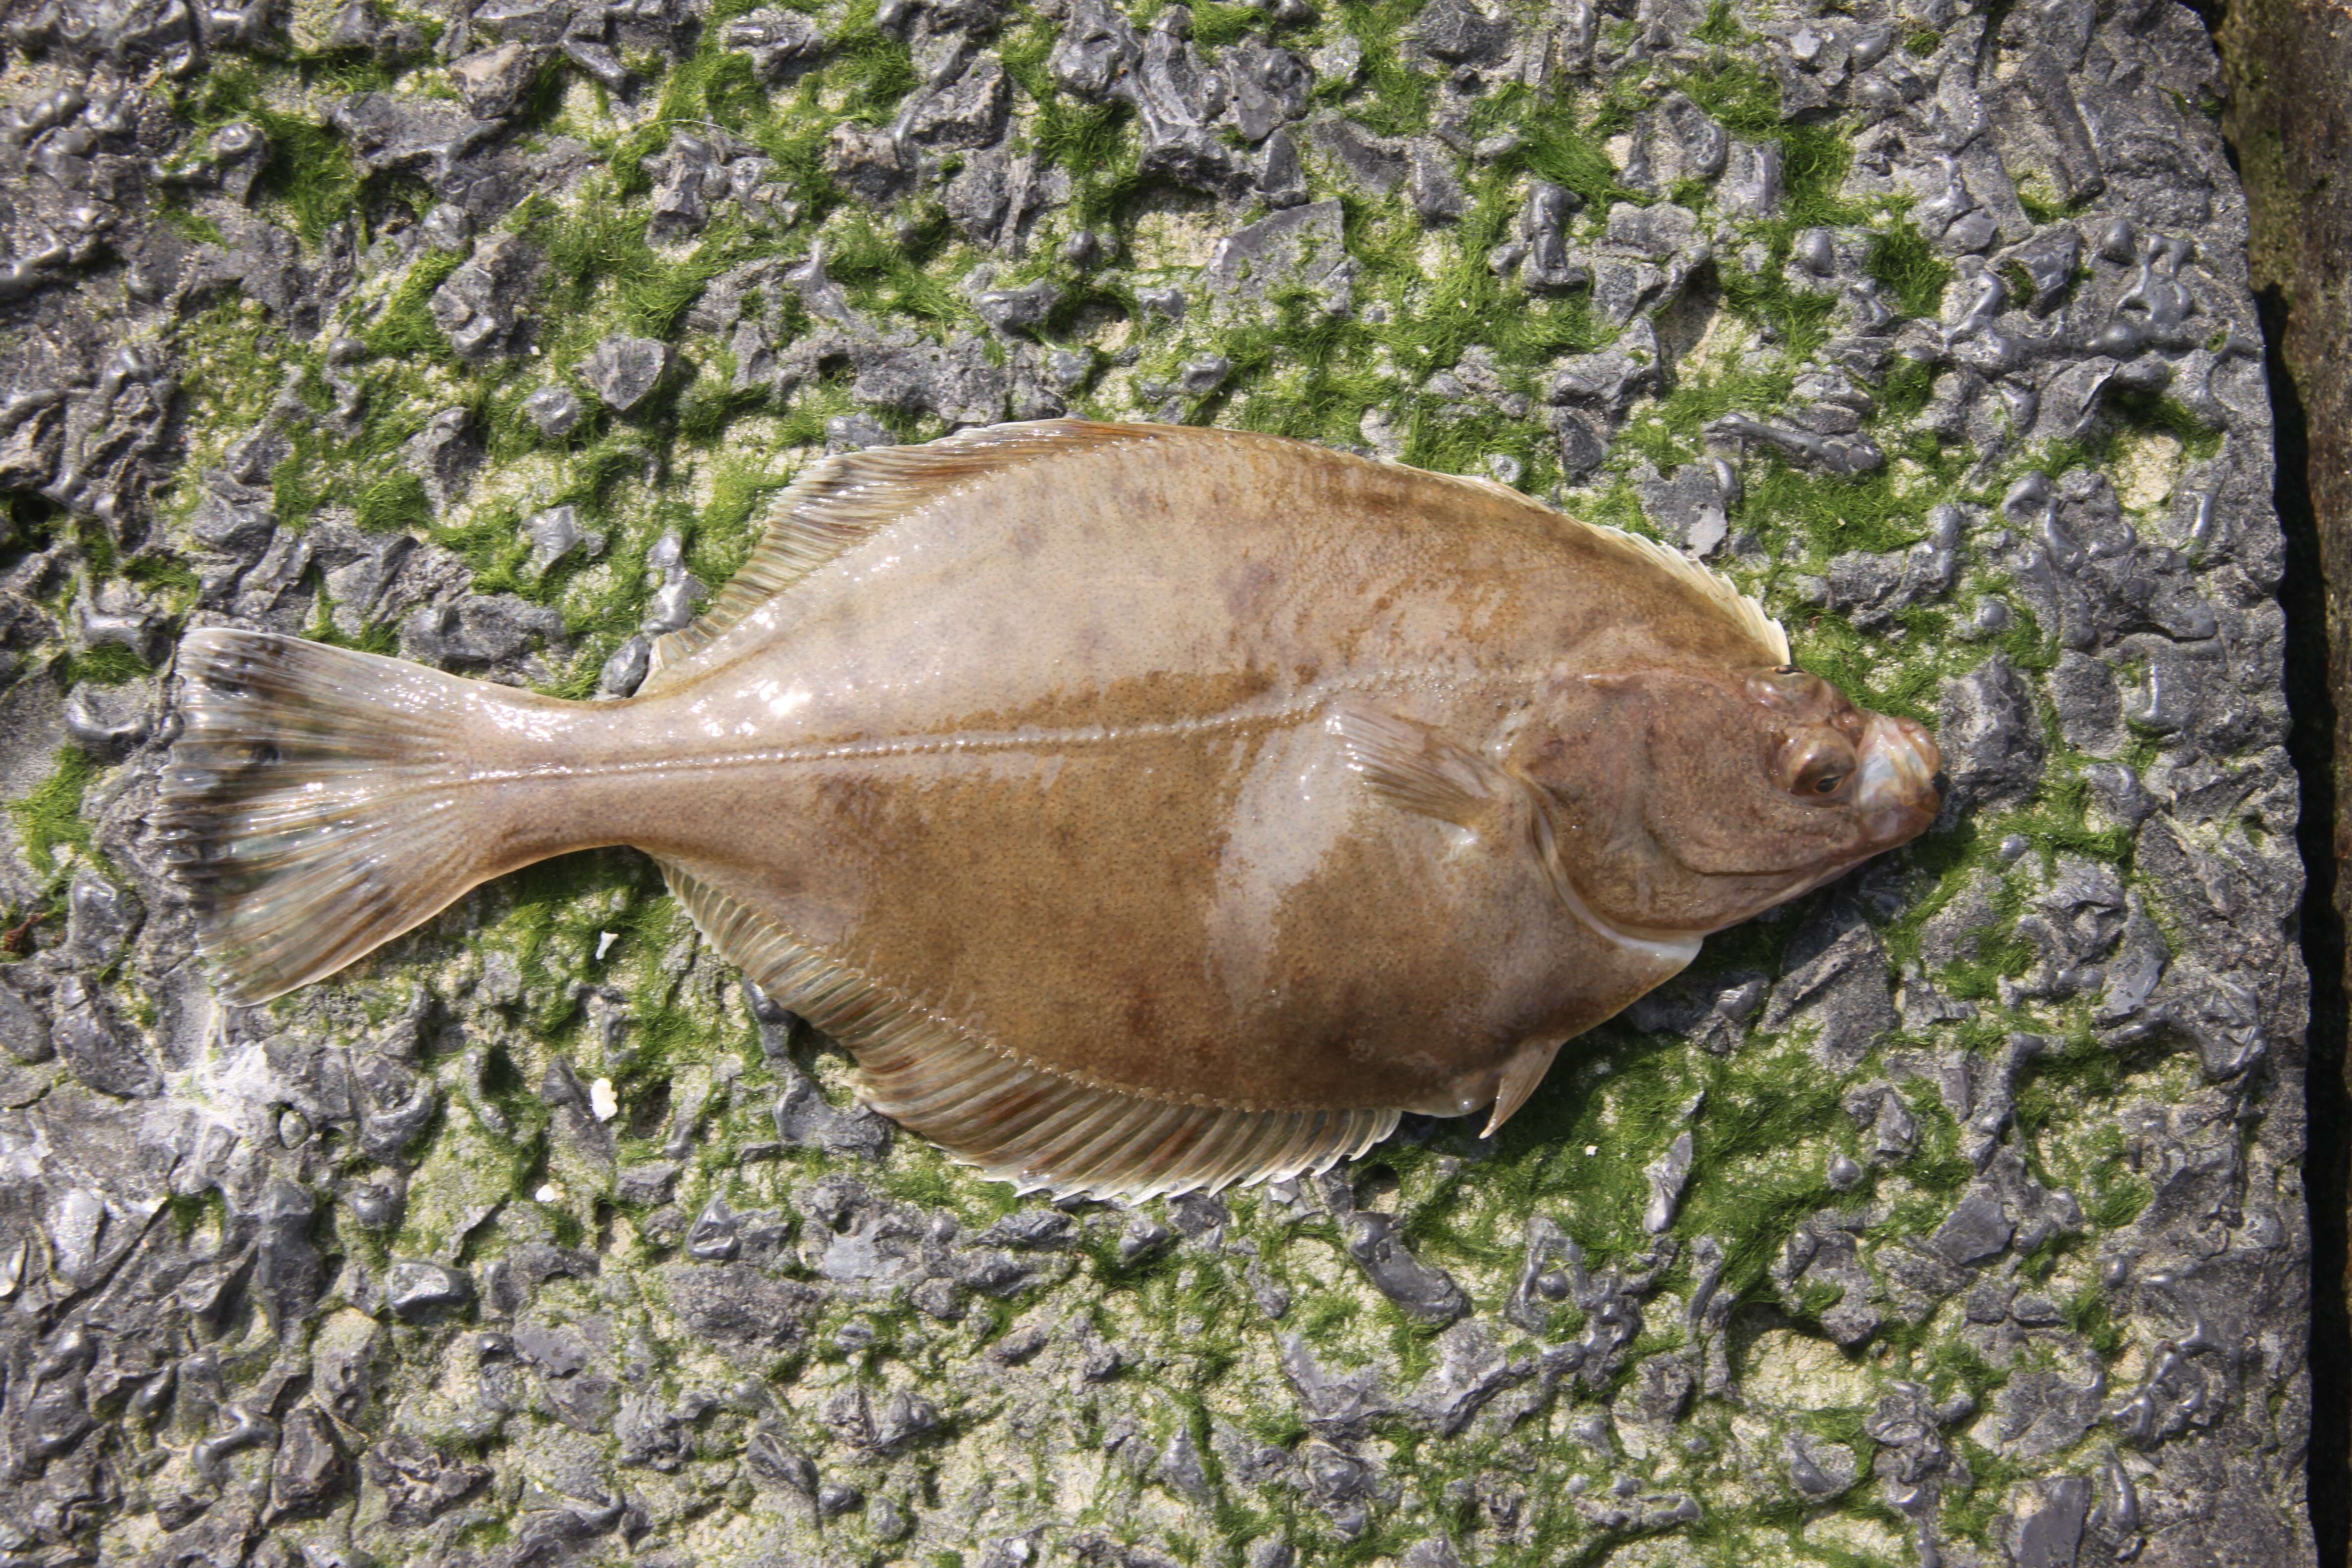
left=1523, top=663, right=1942, bottom=937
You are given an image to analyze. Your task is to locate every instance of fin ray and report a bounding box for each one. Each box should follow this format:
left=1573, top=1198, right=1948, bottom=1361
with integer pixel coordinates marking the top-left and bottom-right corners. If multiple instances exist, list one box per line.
left=1571, top=522, right=1790, bottom=665
left=646, top=418, right=1787, bottom=690
left=158, top=630, right=496, bottom=1004
left=1408, top=458, right=1787, bottom=665
left=658, top=856, right=1397, bottom=1199
left=1329, top=706, right=1509, bottom=829
left=642, top=420, right=1156, bottom=693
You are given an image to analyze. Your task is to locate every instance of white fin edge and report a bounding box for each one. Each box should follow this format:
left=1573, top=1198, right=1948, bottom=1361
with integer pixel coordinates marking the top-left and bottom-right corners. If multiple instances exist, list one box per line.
left=1373, top=460, right=1778, bottom=667
left=1576, top=521, right=1791, bottom=666
left=1421, top=466, right=1790, bottom=667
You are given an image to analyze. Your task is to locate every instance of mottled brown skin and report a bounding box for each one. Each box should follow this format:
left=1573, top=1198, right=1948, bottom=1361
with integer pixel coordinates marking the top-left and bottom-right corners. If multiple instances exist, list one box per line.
left=434, top=422, right=1939, bottom=1122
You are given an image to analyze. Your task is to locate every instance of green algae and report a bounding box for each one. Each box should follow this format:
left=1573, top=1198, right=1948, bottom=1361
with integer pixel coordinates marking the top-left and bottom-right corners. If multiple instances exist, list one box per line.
left=360, top=250, right=465, bottom=363
left=1864, top=221, right=1956, bottom=319
left=1329, top=0, right=1436, bottom=136
left=52, top=642, right=152, bottom=688
left=172, top=62, right=370, bottom=249
left=7, top=746, right=96, bottom=881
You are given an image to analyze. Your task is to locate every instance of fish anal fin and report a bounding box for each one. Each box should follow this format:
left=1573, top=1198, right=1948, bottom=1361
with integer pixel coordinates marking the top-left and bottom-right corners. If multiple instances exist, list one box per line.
left=856, top=1026, right=1401, bottom=1202
left=1330, top=707, right=1512, bottom=831
left=657, top=856, right=1398, bottom=1200
left=643, top=419, right=1153, bottom=693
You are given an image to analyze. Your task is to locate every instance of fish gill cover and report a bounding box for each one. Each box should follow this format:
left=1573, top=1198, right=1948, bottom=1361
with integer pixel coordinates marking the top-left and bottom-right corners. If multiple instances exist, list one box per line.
left=0, top=0, right=2313, bottom=1562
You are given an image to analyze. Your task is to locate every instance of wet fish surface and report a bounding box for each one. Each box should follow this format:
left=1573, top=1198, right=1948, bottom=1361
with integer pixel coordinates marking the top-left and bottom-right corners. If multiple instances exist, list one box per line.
left=160, top=420, right=1942, bottom=1198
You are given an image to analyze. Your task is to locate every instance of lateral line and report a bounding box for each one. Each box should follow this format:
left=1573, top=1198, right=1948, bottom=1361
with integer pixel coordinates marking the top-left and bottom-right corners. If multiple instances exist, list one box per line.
left=455, top=668, right=1491, bottom=788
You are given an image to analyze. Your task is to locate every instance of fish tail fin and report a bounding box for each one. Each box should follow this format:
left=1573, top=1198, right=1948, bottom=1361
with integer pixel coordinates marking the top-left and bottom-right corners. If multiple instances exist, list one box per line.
left=158, top=629, right=505, bottom=1005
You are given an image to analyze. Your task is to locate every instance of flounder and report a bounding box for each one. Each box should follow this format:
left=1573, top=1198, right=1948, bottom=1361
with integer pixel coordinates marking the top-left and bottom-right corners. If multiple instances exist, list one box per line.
left=160, top=419, right=1941, bottom=1199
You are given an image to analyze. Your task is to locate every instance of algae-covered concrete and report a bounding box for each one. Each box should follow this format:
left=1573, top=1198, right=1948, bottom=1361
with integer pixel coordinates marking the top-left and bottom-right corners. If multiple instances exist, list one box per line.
left=0, top=0, right=2318, bottom=1563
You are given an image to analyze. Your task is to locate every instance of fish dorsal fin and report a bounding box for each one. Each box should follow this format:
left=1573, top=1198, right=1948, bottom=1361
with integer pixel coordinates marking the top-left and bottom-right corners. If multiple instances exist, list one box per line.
left=646, top=418, right=1785, bottom=690
left=1437, top=470, right=1540, bottom=507
left=656, top=855, right=1398, bottom=1200
left=1573, top=523, right=1789, bottom=665
left=1409, top=464, right=1788, bottom=666
left=642, top=419, right=1155, bottom=693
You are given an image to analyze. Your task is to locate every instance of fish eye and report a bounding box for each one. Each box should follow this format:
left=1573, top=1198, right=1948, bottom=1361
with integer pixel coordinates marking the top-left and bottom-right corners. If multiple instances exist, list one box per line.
left=1748, top=667, right=1833, bottom=716
left=1774, top=730, right=1859, bottom=802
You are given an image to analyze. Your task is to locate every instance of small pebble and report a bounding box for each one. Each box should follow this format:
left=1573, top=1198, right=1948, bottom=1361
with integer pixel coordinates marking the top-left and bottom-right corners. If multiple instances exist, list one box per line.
left=522, top=384, right=583, bottom=438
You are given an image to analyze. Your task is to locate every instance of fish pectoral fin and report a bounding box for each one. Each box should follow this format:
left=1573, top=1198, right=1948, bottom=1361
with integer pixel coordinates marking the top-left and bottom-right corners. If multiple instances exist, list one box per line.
left=1330, top=706, right=1513, bottom=832
left=1336, top=710, right=1704, bottom=971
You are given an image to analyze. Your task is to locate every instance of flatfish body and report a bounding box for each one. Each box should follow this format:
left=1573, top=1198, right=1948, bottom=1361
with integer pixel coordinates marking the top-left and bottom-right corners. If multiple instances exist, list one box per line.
left=161, top=420, right=1942, bottom=1198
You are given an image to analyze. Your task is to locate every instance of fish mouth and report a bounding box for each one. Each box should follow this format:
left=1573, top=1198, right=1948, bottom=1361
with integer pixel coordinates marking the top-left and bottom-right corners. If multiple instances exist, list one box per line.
left=1854, top=714, right=1942, bottom=841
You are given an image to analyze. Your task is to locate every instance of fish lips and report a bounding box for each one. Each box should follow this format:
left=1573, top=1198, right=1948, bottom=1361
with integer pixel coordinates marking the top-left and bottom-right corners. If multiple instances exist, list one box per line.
left=1853, top=713, right=1943, bottom=843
